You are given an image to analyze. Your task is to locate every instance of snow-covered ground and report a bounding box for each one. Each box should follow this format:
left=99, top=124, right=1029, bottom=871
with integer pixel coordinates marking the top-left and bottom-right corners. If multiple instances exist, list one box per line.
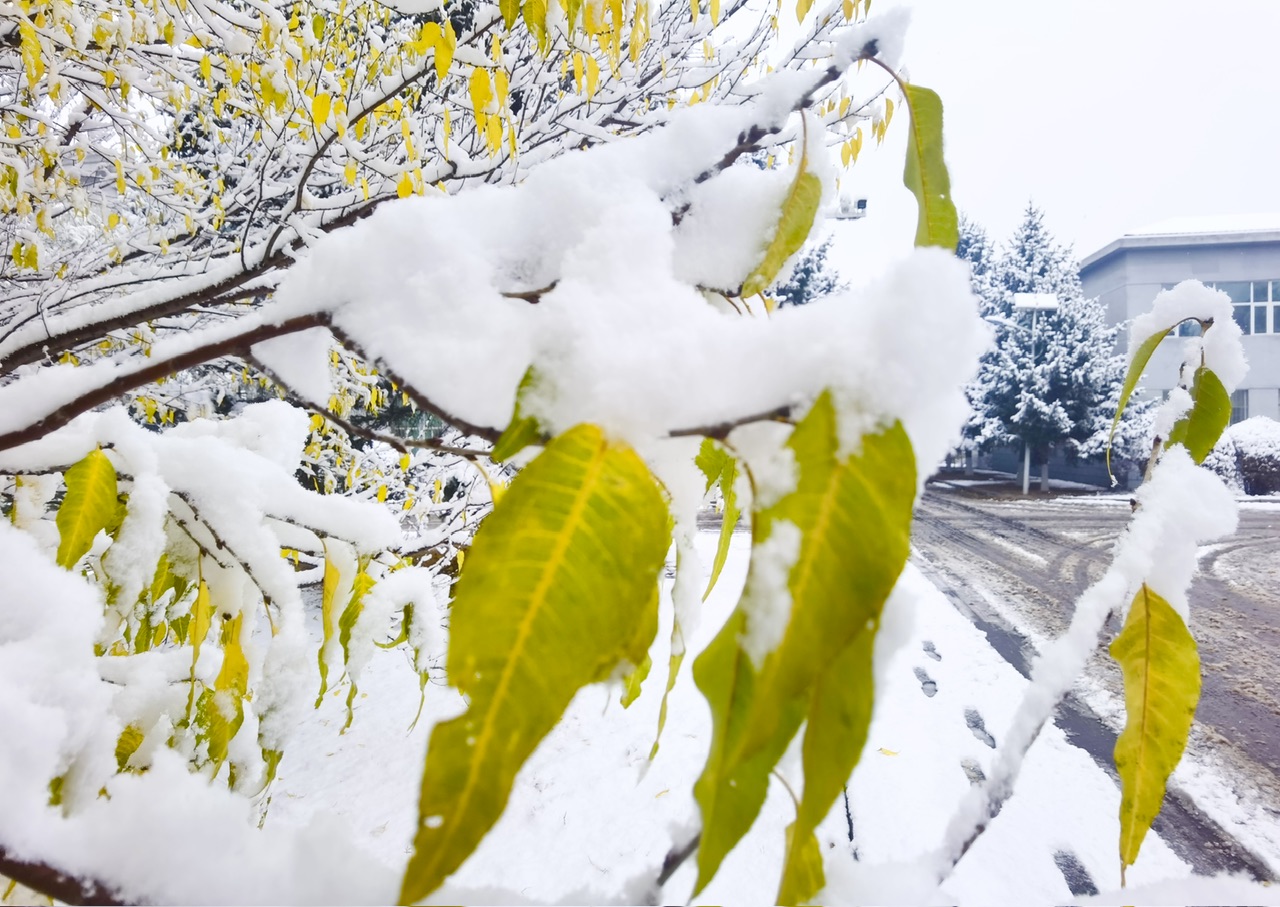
left=264, top=529, right=1270, bottom=904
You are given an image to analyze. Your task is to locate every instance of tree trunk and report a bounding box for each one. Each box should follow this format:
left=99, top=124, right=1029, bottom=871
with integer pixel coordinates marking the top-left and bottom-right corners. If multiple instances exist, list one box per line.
left=1039, top=455, right=1050, bottom=493
left=964, top=449, right=975, bottom=476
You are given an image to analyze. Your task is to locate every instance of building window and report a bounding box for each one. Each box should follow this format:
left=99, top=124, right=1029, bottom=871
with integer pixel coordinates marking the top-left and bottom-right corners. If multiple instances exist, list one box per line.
left=1230, top=389, right=1249, bottom=425
left=1212, top=280, right=1275, bottom=334
left=1160, top=280, right=1280, bottom=336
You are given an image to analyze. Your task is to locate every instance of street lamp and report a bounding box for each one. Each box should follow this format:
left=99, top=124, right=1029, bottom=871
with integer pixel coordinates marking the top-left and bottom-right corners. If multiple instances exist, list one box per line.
left=1012, top=292, right=1060, bottom=495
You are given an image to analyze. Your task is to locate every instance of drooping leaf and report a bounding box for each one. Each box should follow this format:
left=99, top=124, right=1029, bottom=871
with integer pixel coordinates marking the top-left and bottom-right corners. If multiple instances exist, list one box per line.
left=312, top=93, right=332, bottom=125
left=778, top=821, right=823, bottom=907
left=186, top=573, right=214, bottom=720
left=338, top=565, right=376, bottom=731
left=317, top=539, right=355, bottom=706
left=650, top=545, right=695, bottom=761
left=1164, top=365, right=1230, bottom=464
left=696, top=439, right=743, bottom=601
left=693, top=394, right=915, bottom=894
left=56, top=448, right=119, bottom=569
left=195, top=612, right=249, bottom=770
left=523, top=0, right=548, bottom=51
left=115, top=724, right=145, bottom=772
left=696, top=437, right=730, bottom=493
left=399, top=423, right=670, bottom=904
left=740, top=145, right=823, bottom=298
left=492, top=367, right=543, bottom=463
left=1110, top=584, right=1200, bottom=883
left=777, top=625, right=877, bottom=904
left=500, top=0, right=520, bottom=30
left=649, top=650, right=684, bottom=761
left=1106, top=318, right=1192, bottom=481
left=620, top=653, right=652, bottom=707
left=901, top=83, right=957, bottom=250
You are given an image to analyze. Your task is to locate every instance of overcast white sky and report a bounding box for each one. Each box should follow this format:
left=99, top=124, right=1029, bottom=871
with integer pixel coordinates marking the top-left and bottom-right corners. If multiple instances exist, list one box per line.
left=829, top=0, right=1280, bottom=280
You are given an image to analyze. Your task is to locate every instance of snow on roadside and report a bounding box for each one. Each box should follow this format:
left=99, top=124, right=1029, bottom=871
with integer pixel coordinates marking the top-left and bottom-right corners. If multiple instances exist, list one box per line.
left=270, top=529, right=1202, bottom=904
left=919, top=544, right=1280, bottom=880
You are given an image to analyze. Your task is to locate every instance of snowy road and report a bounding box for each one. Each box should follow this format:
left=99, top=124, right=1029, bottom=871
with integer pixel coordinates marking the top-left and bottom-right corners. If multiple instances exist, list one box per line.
left=911, top=481, right=1280, bottom=878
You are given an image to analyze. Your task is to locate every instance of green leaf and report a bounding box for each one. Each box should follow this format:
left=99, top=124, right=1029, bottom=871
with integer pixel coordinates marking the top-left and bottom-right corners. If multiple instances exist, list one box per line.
left=650, top=545, right=695, bottom=761
left=901, top=83, right=957, bottom=250
left=492, top=367, right=543, bottom=463
left=499, top=0, right=519, bottom=30
left=115, top=724, right=145, bottom=772
left=778, top=820, right=823, bottom=906
left=185, top=573, right=213, bottom=720
left=338, top=565, right=375, bottom=731
left=620, top=653, right=652, bottom=707
left=1110, top=584, right=1200, bottom=883
left=740, top=147, right=822, bottom=298
left=649, top=651, right=684, bottom=761
left=1165, top=366, right=1230, bottom=464
left=693, top=394, right=915, bottom=894
left=317, top=539, right=355, bottom=707
left=195, top=612, right=249, bottom=770
left=777, top=625, right=876, bottom=904
left=523, top=0, right=548, bottom=51
left=399, top=423, right=670, bottom=904
left=56, top=448, right=119, bottom=569
left=1106, top=321, right=1181, bottom=481
left=696, top=439, right=742, bottom=601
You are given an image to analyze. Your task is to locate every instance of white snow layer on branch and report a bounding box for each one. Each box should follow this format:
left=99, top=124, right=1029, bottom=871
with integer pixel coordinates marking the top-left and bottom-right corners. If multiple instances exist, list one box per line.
left=0, top=520, right=399, bottom=905
left=265, top=175, right=983, bottom=474
left=1129, top=280, right=1248, bottom=392
left=0, top=403, right=402, bottom=753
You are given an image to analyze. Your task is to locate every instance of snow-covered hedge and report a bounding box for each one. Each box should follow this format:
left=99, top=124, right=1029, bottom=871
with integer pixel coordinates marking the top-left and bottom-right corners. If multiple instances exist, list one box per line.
left=1203, top=416, right=1280, bottom=495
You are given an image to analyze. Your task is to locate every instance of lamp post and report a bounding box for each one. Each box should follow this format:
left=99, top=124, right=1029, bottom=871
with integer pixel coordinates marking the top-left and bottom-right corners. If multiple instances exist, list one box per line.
left=1012, top=292, right=1060, bottom=495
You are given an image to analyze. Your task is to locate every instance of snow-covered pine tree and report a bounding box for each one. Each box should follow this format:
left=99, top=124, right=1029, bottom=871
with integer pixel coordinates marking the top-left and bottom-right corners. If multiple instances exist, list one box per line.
left=956, top=216, right=1001, bottom=470
left=773, top=235, right=847, bottom=307
left=964, top=205, right=1149, bottom=490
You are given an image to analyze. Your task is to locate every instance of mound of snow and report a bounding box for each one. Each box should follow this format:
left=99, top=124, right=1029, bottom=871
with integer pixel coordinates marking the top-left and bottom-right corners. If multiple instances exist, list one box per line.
left=1203, top=416, right=1280, bottom=495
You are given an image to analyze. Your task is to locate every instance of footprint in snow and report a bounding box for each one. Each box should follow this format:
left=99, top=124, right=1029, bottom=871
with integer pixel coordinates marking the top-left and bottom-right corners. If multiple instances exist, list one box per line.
left=922, top=640, right=942, bottom=661
left=964, top=708, right=996, bottom=748
left=960, top=758, right=986, bottom=786
left=1052, top=850, right=1100, bottom=897
left=913, top=667, right=937, bottom=697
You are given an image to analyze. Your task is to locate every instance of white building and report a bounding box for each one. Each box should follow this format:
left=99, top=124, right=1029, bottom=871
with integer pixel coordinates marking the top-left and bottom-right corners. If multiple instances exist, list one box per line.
left=1079, top=216, right=1280, bottom=423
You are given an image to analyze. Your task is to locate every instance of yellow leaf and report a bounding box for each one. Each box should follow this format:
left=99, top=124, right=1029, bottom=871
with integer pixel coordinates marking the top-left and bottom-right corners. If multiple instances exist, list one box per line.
left=877, top=747, right=898, bottom=756
left=399, top=424, right=669, bottom=903
left=312, top=92, right=332, bottom=125
left=436, top=22, right=456, bottom=82
left=586, top=55, right=600, bottom=100
left=739, top=137, right=822, bottom=298
left=55, top=449, right=119, bottom=569
left=469, top=67, right=493, bottom=115
left=396, top=171, right=413, bottom=198
left=1111, top=584, right=1201, bottom=882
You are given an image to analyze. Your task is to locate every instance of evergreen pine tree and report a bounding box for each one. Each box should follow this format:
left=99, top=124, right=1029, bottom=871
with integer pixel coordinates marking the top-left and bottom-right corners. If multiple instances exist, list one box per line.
left=962, top=205, right=1150, bottom=490
left=774, top=234, right=847, bottom=307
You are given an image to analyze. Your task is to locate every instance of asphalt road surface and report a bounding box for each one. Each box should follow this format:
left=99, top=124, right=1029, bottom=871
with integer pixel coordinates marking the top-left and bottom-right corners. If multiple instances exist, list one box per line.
left=911, top=478, right=1280, bottom=877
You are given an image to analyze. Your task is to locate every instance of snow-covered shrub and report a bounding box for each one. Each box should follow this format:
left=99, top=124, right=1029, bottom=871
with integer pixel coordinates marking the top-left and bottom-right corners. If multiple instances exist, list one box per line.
left=1204, top=416, right=1280, bottom=495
